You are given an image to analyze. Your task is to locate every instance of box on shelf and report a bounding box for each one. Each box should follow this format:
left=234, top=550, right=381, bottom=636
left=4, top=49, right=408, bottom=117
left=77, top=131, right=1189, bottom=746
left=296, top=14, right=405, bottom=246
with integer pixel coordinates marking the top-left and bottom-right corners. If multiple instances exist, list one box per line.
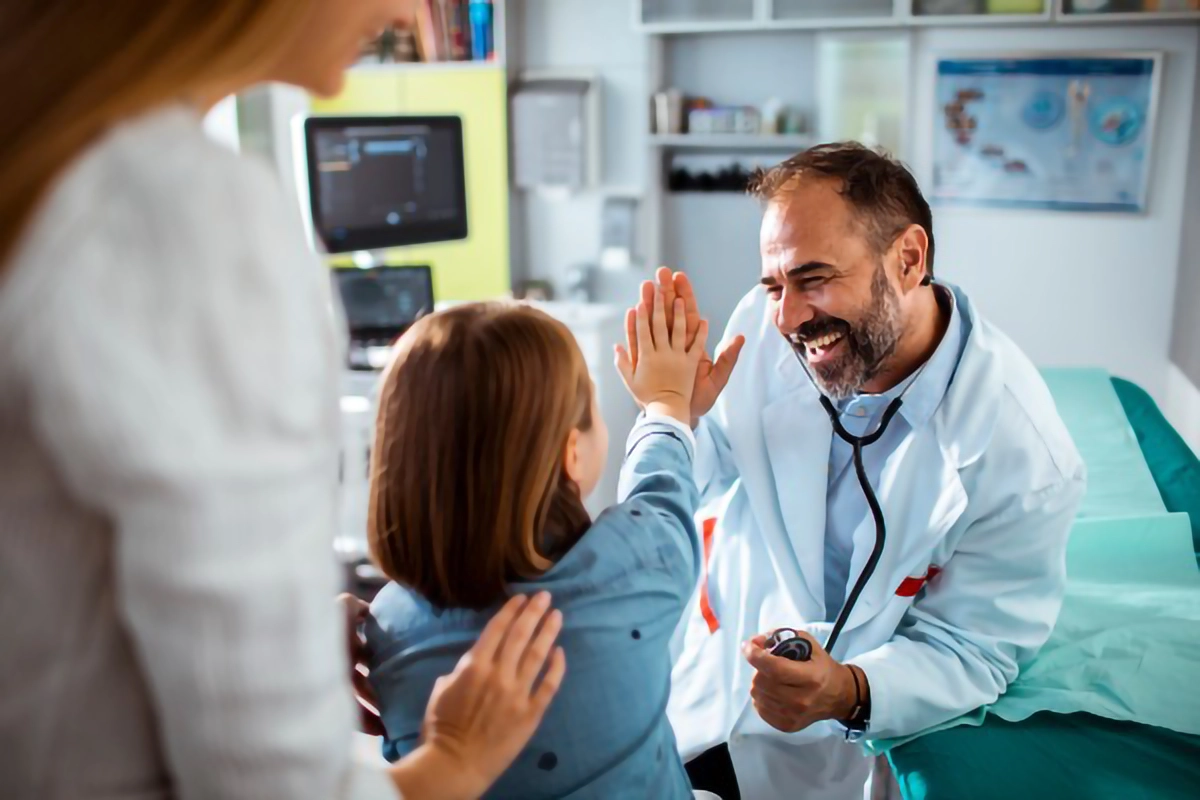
left=687, top=106, right=761, bottom=135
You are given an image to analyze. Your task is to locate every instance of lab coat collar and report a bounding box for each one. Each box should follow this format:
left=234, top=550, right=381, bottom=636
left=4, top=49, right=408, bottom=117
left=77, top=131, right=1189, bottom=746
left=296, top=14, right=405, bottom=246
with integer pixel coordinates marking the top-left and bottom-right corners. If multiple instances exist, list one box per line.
left=756, top=312, right=830, bottom=617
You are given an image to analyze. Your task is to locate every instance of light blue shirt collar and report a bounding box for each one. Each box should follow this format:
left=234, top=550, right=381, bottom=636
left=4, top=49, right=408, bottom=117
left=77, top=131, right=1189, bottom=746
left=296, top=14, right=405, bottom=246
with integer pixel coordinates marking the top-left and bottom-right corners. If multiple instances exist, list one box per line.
left=835, top=284, right=963, bottom=430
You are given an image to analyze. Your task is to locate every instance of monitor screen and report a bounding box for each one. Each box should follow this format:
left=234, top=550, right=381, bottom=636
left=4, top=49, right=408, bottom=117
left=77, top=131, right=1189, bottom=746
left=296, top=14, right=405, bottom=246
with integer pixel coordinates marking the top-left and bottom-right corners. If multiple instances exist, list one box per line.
left=333, top=265, right=434, bottom=343
left=305, top=116, right=468, bottom=253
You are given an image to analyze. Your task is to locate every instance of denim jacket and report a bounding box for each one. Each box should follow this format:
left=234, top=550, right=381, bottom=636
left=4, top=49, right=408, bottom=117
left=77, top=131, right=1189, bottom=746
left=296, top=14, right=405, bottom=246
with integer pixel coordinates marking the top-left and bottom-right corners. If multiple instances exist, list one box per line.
left=366, top=415, right=701, bottom=799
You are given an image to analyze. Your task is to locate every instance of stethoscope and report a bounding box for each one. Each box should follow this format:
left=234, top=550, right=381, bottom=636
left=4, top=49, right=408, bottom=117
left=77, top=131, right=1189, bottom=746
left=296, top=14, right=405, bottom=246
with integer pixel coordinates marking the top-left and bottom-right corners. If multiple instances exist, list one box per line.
left=767, top=333, right=927, bottom=663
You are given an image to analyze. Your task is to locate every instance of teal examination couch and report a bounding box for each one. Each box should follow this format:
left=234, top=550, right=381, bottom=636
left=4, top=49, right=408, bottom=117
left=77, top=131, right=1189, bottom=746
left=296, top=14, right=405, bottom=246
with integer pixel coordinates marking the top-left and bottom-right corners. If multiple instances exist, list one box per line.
left=886, top=371, right=1200, bottom=800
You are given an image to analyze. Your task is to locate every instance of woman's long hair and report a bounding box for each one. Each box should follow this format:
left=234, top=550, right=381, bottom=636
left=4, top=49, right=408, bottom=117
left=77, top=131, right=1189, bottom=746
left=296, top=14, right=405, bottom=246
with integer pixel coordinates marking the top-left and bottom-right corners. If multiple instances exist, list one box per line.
left=0, top=1, right=310, bottom=270
left=368, top=303, right=595, bottom=610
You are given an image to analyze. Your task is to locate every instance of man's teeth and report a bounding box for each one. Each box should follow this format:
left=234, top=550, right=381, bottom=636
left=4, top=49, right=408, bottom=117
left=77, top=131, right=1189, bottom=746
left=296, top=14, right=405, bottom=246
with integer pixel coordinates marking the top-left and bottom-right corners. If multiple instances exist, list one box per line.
left=807, top=332, right=843, bottom=350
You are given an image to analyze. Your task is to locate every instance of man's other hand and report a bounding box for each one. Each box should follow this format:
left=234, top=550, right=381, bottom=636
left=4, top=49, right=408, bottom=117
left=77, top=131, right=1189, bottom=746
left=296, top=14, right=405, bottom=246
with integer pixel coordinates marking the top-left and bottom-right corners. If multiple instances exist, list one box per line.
left=742, top=631, right=864, bottom=734
left=622, top=267, right=744, bottom=425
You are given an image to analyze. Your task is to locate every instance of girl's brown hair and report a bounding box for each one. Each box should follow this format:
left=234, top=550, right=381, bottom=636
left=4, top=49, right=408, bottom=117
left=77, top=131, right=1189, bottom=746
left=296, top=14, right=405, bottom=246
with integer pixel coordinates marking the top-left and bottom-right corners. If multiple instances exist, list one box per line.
left=368, top=303, right=594, bottom=609
left=0, top=1, right=309, bottom=270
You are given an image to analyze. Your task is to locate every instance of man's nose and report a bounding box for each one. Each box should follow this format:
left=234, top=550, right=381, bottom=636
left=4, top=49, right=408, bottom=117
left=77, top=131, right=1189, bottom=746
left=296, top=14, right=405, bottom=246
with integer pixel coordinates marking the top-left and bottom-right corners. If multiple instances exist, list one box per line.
left=775, top=291, right=815, bottom=334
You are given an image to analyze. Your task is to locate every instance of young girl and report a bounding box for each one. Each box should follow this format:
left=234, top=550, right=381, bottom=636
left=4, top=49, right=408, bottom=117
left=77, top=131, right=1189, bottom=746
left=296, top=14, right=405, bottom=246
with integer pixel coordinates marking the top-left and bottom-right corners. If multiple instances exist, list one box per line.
left=364, top=292, right=709, bottom=798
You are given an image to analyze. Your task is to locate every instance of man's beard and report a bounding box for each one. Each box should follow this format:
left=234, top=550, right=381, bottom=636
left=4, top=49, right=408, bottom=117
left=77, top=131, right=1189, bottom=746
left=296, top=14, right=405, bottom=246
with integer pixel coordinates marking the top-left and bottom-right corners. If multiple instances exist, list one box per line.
left=792, top=265, right=902, bottom=400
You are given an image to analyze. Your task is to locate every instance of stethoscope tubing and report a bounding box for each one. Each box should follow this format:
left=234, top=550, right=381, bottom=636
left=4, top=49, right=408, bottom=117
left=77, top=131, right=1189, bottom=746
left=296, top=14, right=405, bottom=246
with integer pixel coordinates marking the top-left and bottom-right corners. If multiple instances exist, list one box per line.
left=775, top=343, right=918, bottom=660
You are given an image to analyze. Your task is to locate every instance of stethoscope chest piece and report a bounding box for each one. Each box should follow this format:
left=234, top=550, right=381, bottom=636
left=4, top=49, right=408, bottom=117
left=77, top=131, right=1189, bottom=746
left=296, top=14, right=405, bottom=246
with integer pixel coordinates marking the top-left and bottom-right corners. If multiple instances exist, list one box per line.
left=766, top=628, right=813, bottom=662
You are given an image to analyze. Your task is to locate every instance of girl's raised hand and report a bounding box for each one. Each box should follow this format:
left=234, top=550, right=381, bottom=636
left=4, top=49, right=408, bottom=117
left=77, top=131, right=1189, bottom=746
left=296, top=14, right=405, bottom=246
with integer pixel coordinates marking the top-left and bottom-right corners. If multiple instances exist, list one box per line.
left=613, top=285, right=709, bottom=425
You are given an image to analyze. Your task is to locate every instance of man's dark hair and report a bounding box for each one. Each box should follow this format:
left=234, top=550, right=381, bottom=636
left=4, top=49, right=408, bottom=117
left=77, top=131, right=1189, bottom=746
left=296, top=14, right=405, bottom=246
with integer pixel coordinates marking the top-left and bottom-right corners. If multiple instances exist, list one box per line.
left=747, top=142, right=935, bottom=278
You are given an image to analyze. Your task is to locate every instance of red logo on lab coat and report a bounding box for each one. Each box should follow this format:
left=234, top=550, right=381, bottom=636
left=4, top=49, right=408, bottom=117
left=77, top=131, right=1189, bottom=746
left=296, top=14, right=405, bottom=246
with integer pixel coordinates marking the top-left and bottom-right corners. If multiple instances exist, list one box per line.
left=896, top=565, right=943, bottom=597
left=699, top=517, right=719, bottom=633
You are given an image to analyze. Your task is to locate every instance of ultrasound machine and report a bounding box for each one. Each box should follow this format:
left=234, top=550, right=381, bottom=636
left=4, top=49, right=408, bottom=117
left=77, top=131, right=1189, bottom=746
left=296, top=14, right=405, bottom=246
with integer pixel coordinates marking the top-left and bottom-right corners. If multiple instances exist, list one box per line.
left=298, top=115, right=468, bottom=590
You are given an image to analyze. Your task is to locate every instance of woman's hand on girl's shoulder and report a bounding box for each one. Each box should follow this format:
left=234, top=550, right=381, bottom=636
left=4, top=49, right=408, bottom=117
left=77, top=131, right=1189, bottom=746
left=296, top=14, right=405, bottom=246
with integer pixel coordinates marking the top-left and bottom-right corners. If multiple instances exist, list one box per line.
left=389, top=592, right=566, bottom=800
left=614, top=284, right=708, bottom=426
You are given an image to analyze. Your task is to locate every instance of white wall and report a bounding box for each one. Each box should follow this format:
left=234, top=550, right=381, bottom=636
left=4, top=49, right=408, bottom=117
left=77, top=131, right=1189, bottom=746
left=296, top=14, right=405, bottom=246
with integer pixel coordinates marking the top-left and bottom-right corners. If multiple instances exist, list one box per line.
left=1165, top=32, right=1200, bottom=456
left=514, top=0, right=651, bottom=303
left=1165, top=365, right=1200, bottom=456
left=910, top=24, right=1200, bottom=403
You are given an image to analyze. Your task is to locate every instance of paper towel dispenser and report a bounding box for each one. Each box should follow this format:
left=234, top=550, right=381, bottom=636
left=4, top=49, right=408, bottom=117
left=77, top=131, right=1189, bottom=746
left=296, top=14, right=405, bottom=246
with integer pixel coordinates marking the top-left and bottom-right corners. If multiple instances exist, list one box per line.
left=510, top=76, right=600, bottom=191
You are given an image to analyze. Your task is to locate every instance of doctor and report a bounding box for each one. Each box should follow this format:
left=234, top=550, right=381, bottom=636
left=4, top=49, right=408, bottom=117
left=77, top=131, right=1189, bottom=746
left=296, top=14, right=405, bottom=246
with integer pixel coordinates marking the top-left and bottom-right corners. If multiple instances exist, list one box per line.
left=620, top=143, right=1086, bottom=799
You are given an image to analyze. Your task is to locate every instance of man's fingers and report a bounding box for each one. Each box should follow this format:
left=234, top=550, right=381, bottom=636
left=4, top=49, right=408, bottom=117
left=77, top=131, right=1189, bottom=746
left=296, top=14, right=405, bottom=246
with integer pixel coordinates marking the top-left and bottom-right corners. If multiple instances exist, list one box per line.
left=473, top=594, right=528, bottom=663
left=743, top=634, right=819, bottom=689
left=752, top=698, right=799, bottom=733
left=625, top=307, right=638, bottom=369
left=531, top=646, right=567, bottom=714
left=635, top=296, right=653, bottom=354
left=671, top=299, right=686, bottom=351
left=750, top=674, right=797, bottom=708
left=742, top=637, right=777, bottom=673
left=674, top=272, right=702, bottom=349
left=656, top=266, right=676, bottom=309
left=496, top=591, right=552, bottom=673
left=640, top=280, right=655, bottom=310
left=743, top=638, right=802, bottom=684
left=650, top=285, right=668, bottom=349
left=712, top=335, right=746, bottom=388
left=750, top=687, right=794, bottom=717
left=614, top=344, right=634, bottom=390
left=689, top=319, right=710, bottom=361
left=656, top=266, right=678, bottom=333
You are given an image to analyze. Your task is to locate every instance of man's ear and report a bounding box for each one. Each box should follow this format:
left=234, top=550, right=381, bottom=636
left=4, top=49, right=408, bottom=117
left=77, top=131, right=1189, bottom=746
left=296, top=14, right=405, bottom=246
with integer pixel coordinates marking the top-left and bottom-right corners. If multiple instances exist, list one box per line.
left=895, top=224, right=930, bottom=292
left=561, top=429, right=582, bottom=484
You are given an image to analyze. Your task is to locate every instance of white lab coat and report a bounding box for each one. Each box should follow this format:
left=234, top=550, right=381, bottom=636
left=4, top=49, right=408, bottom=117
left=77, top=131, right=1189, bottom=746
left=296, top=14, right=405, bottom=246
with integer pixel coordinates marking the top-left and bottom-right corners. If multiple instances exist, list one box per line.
left=669, top=286, right=1086, bottom=799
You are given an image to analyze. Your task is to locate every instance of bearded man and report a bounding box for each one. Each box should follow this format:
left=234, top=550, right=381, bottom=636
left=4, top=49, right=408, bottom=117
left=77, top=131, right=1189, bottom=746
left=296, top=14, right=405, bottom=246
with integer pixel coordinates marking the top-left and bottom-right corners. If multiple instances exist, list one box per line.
left=623, top=143, right=1085, bottom=800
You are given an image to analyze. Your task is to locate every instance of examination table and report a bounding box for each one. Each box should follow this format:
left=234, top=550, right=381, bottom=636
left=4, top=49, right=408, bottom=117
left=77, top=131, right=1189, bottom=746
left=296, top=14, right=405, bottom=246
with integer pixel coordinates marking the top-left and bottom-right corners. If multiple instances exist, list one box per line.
left=886, top=372, right=1200, bottom=800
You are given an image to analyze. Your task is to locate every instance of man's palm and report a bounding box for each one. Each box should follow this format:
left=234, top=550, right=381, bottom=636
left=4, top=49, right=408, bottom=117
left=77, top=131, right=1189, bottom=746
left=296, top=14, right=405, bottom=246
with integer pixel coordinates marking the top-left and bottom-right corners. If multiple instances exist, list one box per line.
left=623, top=268, right=744, bottom=423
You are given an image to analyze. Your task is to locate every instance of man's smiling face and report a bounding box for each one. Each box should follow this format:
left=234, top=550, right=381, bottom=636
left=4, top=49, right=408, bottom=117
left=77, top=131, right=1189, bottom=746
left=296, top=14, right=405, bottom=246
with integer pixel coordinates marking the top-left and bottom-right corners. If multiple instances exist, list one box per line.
left=759, top=178, right=904, bottom=400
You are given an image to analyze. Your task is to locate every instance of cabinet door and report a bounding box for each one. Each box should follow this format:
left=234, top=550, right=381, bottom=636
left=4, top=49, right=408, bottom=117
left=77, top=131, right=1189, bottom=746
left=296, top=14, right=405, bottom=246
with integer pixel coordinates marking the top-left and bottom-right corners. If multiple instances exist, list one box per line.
left=912, top=0, right=1046, bottom=15
left=1061, top=0, right=1199, bottom=16
left=640, top=0, right=757, bottom=25
left=773, top=0, right=895, bottom=21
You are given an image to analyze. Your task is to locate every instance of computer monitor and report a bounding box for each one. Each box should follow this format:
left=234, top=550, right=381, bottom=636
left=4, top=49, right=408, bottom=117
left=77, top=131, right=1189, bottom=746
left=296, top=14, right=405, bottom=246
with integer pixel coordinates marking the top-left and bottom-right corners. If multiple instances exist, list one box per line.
left=304, top=115, right=468, bottom=254
left=333, top=265, right=435, bottom=369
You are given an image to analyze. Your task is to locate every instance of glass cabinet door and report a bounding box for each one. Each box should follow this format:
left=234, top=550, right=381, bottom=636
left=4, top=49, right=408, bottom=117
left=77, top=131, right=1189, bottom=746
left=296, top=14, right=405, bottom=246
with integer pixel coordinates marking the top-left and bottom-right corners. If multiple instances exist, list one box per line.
left=912, top=0, right=1047, bottom=15
left=772, top=0, right=895, bottom=21
left=1062, top=0, right=1199, bottom=14
left=640, top=0, right=757, bottom=25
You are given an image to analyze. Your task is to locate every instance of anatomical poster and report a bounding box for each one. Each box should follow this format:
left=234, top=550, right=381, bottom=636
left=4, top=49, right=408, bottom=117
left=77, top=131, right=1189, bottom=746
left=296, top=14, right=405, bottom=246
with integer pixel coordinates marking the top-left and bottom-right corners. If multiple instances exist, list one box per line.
left=933, top=54, right=1160, bottom=212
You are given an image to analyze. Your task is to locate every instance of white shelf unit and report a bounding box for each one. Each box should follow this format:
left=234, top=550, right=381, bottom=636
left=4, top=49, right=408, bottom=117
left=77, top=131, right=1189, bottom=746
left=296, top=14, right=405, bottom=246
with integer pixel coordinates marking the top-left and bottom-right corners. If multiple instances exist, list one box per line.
left=634, top=0, right=1197, bottom=32
left=650, top=133, right=814, bottom=149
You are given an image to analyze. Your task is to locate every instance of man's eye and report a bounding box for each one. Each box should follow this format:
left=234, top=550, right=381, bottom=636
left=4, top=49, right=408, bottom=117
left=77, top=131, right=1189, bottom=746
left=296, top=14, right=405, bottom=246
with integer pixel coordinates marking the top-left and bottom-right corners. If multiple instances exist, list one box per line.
left=797, top=276, right=827, bottom=291
left=765, top=285, right=783, bottom=300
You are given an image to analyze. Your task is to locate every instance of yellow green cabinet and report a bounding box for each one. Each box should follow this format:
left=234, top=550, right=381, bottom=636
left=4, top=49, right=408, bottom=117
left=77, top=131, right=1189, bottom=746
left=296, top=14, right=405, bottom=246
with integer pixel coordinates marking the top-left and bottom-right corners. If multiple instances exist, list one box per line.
left=310, top=66, right=510, bottom=302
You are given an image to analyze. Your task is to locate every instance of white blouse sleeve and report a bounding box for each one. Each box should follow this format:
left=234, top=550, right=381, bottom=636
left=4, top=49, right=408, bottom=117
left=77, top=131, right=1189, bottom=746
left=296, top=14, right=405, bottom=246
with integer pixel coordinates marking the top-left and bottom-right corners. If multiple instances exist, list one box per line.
left=17, top=140, right=398, bottom=800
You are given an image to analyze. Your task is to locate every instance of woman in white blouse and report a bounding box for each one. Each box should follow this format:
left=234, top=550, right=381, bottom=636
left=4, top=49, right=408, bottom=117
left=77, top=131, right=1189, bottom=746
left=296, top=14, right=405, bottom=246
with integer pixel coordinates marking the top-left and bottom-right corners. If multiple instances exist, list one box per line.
left=0, top=2, right=565, bottom=799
